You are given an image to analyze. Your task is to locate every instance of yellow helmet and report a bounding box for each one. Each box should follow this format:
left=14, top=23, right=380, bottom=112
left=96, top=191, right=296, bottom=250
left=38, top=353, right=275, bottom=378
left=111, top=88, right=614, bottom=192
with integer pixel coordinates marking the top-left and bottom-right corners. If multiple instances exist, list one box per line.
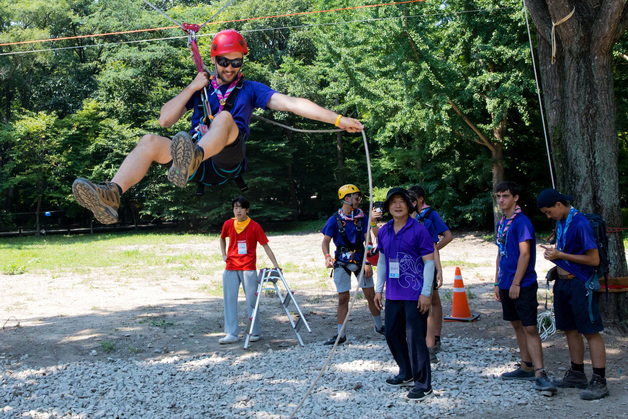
left=338, top=184, right=360, bottom=200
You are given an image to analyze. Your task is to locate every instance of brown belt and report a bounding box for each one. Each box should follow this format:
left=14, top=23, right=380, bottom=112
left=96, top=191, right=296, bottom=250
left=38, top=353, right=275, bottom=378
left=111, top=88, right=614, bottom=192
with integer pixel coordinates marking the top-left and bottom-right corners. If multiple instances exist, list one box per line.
left=558, top=274, right=575, bottom=280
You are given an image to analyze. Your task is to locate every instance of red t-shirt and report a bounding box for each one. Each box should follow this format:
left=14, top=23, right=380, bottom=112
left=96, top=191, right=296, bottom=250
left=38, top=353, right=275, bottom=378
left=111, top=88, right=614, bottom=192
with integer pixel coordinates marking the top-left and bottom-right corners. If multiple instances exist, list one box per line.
left=221, top=218, right=269, bottom=271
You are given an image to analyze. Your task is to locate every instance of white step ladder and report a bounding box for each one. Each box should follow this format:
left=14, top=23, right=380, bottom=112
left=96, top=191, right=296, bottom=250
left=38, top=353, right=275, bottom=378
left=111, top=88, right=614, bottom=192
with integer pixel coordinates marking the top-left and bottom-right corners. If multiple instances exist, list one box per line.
left=244, top=268, right=312, bottom=349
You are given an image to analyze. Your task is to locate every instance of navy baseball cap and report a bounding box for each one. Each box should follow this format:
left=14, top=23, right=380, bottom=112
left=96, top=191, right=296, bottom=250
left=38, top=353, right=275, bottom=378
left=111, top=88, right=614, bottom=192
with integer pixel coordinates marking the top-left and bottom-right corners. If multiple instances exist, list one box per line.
left=384, top=187, right=416, bottom=213
left=537, top=188, right=573, bottom=209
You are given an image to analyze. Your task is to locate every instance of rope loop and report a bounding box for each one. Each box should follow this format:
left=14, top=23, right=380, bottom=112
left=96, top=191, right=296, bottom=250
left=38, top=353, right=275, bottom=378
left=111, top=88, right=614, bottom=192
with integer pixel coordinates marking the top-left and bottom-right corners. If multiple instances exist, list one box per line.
left=551, top=7, right=575, bottom=64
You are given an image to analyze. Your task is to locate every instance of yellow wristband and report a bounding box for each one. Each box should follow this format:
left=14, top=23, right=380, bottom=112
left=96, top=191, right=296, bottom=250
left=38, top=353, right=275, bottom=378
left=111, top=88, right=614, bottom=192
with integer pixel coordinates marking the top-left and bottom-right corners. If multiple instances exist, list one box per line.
left=334, top=115, right=342, bottom=127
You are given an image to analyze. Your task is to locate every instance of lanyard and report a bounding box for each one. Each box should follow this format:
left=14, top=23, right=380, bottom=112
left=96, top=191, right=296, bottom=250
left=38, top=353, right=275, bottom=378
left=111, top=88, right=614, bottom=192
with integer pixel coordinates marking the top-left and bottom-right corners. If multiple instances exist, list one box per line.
left=556, top=207, right=578, bottom=251
left=496, top=206, right=521, bottom=257
left=211, top=72, right=242, bottom=113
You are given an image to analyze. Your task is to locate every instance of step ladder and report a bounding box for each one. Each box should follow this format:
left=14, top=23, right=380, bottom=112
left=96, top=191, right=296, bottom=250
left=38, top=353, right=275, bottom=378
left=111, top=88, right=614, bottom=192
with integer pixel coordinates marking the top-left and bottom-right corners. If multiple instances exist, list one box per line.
left=244, top=268, right=312, bottom=349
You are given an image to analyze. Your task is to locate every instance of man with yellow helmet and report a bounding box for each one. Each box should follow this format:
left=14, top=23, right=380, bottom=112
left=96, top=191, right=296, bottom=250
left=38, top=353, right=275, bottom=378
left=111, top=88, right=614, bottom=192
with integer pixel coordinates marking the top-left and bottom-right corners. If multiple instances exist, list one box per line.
left=321, top=184, right=383, bottom=345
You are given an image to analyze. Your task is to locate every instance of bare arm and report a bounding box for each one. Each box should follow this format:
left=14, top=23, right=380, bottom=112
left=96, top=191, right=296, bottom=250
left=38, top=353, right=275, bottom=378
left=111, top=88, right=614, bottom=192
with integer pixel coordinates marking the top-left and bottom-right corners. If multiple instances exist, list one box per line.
left=436, top=229, right=453, bottom=250
left=220, top=237, right=227, bottom=261
left=266, top=93, right=363, bottom=132
left=322, top=235, right=334, bottom=268
left=262, top=243, right=280, bottom=269
left=433, top=244, right=443, bottom=288
left=541, top=245, right=600, bottom=266
left=494, top=252, right=500, bottom=302
left=158, top=72, right=209, bottom=128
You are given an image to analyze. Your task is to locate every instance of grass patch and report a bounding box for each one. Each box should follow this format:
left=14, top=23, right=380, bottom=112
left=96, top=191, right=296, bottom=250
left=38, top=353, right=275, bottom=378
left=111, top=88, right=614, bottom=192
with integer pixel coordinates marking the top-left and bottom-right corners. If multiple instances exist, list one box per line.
left=100, top=340, right=116, bottom=353
left=2, top=262, right=27, bottom=275
left=441, top=260, right=482, bottom=269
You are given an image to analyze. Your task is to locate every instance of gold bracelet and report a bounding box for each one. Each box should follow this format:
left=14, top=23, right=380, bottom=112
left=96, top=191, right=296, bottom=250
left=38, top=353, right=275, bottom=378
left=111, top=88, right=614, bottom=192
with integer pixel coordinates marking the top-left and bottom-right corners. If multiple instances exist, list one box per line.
left=334, top=115, right=342, bottom=127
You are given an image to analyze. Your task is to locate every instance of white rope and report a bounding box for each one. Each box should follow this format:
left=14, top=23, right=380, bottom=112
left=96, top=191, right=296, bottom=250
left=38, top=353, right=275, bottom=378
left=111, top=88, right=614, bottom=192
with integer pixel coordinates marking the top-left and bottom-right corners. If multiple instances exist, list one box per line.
left=289, top=130, right=373, bottom=418
left=522, top=0, right=555, bottom=189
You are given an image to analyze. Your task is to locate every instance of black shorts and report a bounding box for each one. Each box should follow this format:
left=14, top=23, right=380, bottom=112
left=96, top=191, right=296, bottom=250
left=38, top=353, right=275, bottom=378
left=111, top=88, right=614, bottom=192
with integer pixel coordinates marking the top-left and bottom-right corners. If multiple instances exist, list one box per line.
left=553, top=277, right=603, bottom=334
left=499, top=282, right=538, bottom=327
left=163, top=129, right=247, bottom=186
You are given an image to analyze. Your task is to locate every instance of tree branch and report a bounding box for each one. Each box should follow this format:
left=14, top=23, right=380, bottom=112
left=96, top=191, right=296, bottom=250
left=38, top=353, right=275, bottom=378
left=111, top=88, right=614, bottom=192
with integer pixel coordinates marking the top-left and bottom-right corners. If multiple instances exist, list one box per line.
left=591, top=0, right=625, bottom=54
left=447, top=99, right=495, bottom=152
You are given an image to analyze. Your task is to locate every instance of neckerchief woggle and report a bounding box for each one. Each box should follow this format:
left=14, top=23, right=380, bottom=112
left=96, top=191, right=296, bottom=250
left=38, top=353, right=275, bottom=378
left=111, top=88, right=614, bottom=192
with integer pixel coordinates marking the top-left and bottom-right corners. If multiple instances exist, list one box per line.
left=337, top=208, right=365, bottom=221
left=496, top=205, right=521, bottom=257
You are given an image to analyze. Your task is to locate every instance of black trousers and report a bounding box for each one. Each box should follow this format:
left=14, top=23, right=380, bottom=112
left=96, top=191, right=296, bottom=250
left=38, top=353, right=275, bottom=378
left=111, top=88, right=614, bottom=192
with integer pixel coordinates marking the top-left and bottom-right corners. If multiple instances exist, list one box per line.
left=384, top=299, right=431, bottom=392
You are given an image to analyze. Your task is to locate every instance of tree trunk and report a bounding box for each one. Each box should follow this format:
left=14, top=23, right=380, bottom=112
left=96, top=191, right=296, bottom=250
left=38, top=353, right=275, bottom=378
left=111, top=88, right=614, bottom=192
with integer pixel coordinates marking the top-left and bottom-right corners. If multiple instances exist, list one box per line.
left=526, top=0, right=628, bottom=327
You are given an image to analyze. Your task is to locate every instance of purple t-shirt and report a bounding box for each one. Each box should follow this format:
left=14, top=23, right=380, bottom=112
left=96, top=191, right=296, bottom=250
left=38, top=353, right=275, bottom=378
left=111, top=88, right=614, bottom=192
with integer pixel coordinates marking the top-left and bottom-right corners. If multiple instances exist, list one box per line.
left=377, top=217, right=434, bottom=301
left=495, top=213, right=537, bottom=289
left=553, top=210, right=598, bottom=282
left=185, top=79, right=276, bottom=138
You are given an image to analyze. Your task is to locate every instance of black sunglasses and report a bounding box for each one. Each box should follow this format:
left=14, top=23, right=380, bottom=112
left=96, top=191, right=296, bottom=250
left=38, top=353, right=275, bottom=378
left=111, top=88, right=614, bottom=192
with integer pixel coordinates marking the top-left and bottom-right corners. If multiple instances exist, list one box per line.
left=215, top=56, right=243, bottom=68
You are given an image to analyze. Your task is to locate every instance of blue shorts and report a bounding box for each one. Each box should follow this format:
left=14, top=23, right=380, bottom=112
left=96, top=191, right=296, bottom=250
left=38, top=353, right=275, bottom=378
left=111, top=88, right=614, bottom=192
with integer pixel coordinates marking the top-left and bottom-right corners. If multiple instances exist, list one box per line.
left=499, top=282, right=538, bottom=327
left=553, top=277, right=603, bottom=334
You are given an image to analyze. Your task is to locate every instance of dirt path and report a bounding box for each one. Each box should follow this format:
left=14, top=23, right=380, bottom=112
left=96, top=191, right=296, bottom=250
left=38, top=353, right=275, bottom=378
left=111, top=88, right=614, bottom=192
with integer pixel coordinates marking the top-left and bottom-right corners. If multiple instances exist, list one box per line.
left=1, top=231, right=627, bottom=416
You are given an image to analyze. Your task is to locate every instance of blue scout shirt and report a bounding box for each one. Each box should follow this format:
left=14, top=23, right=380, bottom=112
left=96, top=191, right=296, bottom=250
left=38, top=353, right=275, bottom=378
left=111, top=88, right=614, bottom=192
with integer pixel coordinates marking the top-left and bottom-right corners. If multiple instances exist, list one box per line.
left=322, top=210, right=369, bottom=263
left=420, top=206, right=449, bottom=237
left=552, top=210, right=598, bottom=282
left=495, top=213, right=537, bottom=289
left=186, top=79, right=276, bottom=138
left=414, top=214, right=438, bottom=243
left=377, top=217, right=434, bottom=301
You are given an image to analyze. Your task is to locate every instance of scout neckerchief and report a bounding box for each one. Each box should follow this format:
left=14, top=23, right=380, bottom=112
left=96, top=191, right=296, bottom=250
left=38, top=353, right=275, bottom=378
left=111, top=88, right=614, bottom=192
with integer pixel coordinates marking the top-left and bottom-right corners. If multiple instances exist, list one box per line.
left=337, top=208, right=365, bottom=221
left=233, top=216, right=251, bottom=234
left=211, top=72, right=242, bottom=113
left=496, top=205, right=521, bottom=257
left=556, top=206, right=578, bottom=251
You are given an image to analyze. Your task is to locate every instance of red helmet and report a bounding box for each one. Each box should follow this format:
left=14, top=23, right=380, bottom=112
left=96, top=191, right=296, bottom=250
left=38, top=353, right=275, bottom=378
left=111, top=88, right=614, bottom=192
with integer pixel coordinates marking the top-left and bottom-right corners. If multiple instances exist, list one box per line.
left=211, top=29, right=248, bottom=57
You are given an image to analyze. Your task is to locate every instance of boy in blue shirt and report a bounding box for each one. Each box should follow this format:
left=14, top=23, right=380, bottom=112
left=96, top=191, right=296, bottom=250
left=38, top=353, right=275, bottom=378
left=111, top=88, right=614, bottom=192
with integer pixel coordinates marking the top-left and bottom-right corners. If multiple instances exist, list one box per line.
left=493, top=182, right=555, bottom=395
left=537, top=188, right=609, bottom=400
left=73, top=29, right=363, bottom=224
left=321, top=184, right=382, bottom=345
left=374, top=187, right=435, bottom=401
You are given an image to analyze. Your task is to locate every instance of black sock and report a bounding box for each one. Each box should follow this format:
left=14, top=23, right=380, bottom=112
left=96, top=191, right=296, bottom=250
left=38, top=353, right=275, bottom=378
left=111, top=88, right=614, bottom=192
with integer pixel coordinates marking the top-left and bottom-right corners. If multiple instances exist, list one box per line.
left=112, top=182, right=123, bottom=195
left=435, top=336, right=441, bottom=344
left=571, top=362, right=585, bottom=373
left=592, top=367, right=605, bottom=378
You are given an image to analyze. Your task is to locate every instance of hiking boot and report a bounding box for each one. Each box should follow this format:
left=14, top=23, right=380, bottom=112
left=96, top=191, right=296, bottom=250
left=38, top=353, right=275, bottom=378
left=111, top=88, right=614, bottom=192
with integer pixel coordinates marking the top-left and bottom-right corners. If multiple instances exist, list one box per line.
left=534, top=370, right=557, bottom=396
left=553, top=368, right=588, bottom=389
left=385, top=375, right=413, bottom=386
left=407, top=387, right=433, bottom=401
left=168, top=131, right=204, bottom=188
left=580, top=374, right=609, bottom=400
left=72, top=178, right=120, bottom=224
left=429, top=347, right=439, bottom=364
left=374, top=325, right=385, bottom=335
left=218, top=334, right=239, bottom=344
left=323, top=335, right=346, bottom=345
left=501, top=365, right=535, bottom=380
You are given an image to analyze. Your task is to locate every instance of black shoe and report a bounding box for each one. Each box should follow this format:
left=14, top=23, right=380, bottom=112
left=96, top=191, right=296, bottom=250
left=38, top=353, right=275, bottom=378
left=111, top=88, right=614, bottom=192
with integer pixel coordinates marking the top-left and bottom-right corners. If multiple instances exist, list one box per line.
left=429, top=347, right=439, bottom=364
left=553, top=368, right=588, bottom=389
left=580, top=374, right=609, bottom=400
left=374, top=325, right=385, bottom=335
left=323, top=335, right=346, bottom=345
left=407, top=387, right=433, bottom=401
left=385, top=375, right=413, bottom=386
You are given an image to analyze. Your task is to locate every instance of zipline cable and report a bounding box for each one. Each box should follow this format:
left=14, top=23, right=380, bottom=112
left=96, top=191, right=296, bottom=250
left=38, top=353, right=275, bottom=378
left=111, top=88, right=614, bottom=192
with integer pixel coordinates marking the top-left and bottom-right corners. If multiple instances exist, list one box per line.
left=140, top=0, right=183, bottom=28
left=289, top=129, right=373, bottom=418
left=522, top=0, right=555, bottom=189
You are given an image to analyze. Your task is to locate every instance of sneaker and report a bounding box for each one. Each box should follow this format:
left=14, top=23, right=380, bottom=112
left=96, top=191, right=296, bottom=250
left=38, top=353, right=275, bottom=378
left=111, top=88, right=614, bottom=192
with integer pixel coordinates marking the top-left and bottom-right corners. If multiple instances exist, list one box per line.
left=407, top=387, right=433, bottom=401
left=323, top=335, right=346, bottom=345
left=218, top=334, right=239, bottom=344
left=429, top=347, right=439, bottom=364
left=534, top=371, right=557, bottom=396
left=72, top=178, right=120, bottom=224
left=385, top=375, right=413, bottom=386
left=501, top=365, right=535, bottom=381
left=374, top=325, right=385, bottom=335
left=433, top=340, right=442, bottom=354
left=168, top=131, right=204, bottom=188
left=553, top=368, right=588, bottom=389
left=249, top=335, right=261, bottom=342
left=580, top=374, right=609, bottom=400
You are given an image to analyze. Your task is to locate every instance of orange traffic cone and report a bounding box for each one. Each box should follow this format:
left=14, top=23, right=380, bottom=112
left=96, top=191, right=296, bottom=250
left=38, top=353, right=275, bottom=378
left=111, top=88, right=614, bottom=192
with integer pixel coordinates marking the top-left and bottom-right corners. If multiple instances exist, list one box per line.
left=444, top=267, right=480, bottom=322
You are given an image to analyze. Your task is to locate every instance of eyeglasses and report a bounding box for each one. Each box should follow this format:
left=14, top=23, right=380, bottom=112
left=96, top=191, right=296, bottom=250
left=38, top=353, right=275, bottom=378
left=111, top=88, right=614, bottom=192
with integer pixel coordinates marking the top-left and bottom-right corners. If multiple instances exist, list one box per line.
left=215, top=56, right=243, bottom=68
left=352, top=194, right=363, bottom=201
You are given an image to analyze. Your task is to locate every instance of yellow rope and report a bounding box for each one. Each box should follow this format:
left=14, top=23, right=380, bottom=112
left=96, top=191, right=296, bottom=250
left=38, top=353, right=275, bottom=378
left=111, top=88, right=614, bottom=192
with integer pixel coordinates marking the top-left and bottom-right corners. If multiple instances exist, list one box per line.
left=551, top=7, right=575, bottom=64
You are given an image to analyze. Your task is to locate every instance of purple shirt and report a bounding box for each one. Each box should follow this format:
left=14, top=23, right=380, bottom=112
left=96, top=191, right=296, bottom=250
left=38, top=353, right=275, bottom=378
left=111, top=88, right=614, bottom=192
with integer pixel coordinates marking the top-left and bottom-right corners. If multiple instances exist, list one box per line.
left=552, top=210, right=598, bottom=282
left=495, top=213, right=537, bottom=289
left=377, top=217, right=434, bottom=301
left=186, top=79, right=276, bottom=138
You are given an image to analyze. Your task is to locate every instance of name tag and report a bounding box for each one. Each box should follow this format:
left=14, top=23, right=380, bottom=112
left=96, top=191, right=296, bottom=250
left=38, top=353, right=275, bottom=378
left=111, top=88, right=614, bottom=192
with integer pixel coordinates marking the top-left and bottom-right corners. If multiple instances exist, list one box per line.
left=237, top=240, right=247, bottom=255
left=389, top=259, right=400, bottom=278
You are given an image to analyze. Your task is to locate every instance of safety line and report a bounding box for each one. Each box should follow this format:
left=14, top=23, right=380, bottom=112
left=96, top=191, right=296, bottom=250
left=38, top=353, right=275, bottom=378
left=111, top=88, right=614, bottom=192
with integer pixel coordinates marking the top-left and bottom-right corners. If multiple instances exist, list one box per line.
left=253, top=115, right=343, bottom=133
left=141, top=0, right=182, bottom=28
left=289, top=129, right=373, bottom=418
left=522, top=0, right=555, bottom=189
left=0, top=0, right=426, bottom=47
left=0, top=8, right=506, bottom=57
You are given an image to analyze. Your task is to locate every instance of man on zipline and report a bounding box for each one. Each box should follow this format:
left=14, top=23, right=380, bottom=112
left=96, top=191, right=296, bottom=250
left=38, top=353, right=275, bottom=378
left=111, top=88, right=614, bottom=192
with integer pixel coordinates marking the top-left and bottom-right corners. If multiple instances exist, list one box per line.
left=73, top=29, right=363, bottom=224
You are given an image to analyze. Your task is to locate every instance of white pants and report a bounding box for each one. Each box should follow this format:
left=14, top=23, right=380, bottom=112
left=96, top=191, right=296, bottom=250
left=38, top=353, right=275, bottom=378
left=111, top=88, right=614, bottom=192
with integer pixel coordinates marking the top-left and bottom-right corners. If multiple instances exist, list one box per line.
left=222, top=270, right=260, bottom=336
